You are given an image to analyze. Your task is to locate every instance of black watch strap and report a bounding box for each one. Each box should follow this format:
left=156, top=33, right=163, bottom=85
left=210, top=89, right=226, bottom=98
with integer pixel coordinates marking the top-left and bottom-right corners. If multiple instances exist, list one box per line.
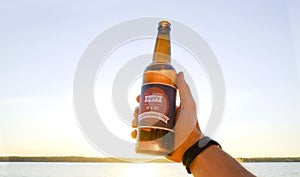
left=182, top=136, right=221, bottom=174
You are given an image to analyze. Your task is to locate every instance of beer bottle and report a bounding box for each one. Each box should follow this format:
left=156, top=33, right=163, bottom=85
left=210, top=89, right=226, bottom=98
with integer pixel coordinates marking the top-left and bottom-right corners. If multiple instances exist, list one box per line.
left=136, top=21, right=177, bottom=155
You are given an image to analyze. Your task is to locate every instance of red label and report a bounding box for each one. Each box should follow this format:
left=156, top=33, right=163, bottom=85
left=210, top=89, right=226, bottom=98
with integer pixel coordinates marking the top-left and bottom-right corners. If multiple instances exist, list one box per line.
left=141, top=87, right=168, bottom=115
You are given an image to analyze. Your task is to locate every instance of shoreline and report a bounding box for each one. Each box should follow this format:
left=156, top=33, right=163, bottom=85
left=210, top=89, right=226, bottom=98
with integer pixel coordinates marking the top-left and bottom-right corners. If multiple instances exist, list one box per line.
left=0, top=156, right=299, bottom=163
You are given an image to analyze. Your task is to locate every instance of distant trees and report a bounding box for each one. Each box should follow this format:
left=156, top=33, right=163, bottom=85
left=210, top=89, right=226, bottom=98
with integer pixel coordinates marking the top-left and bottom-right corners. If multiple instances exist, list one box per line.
left=0, top=156, right=299, bottom=162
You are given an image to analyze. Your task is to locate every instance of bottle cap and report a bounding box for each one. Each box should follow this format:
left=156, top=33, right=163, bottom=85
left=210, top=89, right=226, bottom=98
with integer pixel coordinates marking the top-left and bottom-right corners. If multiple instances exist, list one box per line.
left=158, top=20, right=171, bottom=32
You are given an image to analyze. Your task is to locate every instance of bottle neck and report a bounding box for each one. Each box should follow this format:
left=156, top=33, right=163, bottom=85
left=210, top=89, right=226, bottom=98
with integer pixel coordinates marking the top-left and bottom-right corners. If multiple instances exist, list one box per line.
left=153, top=26, right=171, bottom=64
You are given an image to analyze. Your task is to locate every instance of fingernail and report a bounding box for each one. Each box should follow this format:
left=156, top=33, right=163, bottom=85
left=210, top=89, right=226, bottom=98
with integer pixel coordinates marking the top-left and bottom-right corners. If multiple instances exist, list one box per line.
left=179, top=71, right=184, bottom=78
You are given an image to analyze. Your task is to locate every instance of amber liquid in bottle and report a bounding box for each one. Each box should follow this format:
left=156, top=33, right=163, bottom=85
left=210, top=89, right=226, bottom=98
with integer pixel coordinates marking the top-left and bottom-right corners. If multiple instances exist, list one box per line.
left=136, top=21, right=177, bottom=156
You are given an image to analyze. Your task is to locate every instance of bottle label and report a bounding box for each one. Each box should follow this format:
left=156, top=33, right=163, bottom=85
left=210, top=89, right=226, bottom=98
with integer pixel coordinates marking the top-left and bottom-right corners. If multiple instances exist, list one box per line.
left=138, top=83, right=176, bottom=132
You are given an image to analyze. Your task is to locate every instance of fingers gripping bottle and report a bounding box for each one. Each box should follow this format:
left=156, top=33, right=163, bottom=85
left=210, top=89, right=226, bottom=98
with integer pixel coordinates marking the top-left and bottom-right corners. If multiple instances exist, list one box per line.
left=136, top=21, right=177, bottom=156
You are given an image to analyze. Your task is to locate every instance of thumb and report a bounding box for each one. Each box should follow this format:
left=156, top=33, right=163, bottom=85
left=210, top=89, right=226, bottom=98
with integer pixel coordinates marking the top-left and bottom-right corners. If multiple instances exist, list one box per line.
left=177, top=72, right=196, bottom=110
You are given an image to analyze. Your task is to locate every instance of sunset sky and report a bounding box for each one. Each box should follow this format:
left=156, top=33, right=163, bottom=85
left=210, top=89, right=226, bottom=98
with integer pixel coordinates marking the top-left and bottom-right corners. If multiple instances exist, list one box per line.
left=0, top=0, right=299, bottom=158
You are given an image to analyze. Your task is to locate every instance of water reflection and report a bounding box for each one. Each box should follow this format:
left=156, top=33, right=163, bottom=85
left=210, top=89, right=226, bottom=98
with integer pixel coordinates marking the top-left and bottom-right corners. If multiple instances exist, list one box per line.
left=124, top=163, right=158, bottom=177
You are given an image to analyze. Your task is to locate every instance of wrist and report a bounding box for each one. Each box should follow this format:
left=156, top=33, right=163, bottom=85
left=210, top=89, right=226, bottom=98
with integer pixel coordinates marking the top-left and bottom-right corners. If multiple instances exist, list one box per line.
left=178, top=129, right=202, bottom=161
left=181, top=129, right=202, bottom=154
left=182, top=136, right=221, bottom=174
left=167, top=128, right=201, bottom=162
left=189, top=145, right=220, bottom=174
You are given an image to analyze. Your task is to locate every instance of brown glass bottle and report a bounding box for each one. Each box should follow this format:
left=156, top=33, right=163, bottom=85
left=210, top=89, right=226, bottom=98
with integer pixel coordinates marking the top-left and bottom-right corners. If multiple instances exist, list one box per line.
left=135, top=21, right=177, bottom=156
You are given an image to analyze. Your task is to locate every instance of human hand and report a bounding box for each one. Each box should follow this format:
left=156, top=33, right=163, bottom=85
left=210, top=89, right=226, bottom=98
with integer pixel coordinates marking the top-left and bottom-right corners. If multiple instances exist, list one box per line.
left=132, top=72, right=202, bottom=162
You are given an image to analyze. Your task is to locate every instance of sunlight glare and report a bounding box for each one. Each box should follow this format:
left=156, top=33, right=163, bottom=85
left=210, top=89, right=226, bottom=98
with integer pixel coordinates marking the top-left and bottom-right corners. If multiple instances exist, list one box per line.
left=124, top=163, right=158, bottom=177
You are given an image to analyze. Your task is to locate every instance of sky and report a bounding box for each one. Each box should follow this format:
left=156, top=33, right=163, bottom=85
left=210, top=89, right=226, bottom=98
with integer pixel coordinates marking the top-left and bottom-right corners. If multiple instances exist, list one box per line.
left=0, top=0, right=300, bottom=158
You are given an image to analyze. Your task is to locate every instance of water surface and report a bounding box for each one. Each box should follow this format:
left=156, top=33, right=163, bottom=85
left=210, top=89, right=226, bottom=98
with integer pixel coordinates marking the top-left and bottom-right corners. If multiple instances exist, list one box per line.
left=1, top=162, right=299, bottom=177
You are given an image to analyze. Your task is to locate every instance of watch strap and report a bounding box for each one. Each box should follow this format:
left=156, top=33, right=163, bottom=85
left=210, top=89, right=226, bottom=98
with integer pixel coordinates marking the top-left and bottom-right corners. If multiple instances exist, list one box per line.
left=182, top=136, right=221, bottom=174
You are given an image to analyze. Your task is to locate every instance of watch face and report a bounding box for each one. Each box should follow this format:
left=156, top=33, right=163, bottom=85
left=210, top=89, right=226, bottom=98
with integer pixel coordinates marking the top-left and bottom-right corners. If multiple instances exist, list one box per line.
left=198, top=136, right=212, bottom=147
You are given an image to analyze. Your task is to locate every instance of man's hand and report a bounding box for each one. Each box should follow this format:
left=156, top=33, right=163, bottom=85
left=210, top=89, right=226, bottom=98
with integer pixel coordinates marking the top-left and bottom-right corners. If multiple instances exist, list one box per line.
left=132, top=72, right=202, bottom=162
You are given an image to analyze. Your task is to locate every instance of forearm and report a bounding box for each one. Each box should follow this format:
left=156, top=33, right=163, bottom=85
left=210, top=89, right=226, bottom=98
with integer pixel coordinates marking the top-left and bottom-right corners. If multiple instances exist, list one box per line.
left=190, top=145, right=256, bottom=177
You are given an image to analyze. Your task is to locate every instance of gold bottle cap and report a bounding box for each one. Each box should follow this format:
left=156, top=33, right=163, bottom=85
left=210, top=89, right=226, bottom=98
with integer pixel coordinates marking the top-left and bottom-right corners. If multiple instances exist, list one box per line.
left=159, top=21, right=171, bottom=27
left=158, top=20, right=171, bottom=32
